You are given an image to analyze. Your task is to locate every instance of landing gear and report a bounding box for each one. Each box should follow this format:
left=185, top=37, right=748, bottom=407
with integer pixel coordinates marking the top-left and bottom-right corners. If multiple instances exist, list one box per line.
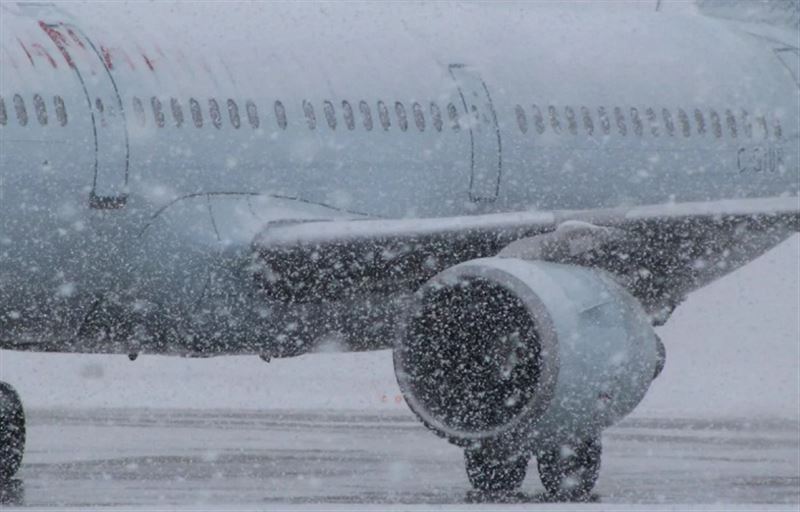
left=536, top=437, right=601, bottom=501
left=464, top=443, right=529, bottom=493
left=0, top=382, right=25, bottom=481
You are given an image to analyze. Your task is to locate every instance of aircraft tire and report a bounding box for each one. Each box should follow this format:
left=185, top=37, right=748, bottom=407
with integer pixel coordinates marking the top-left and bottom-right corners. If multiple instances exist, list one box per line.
left=536, top=437, right=601, bottom=501
left=464, top=443, right=528, bottom=493
left=0, top=382, right=25, bottom=481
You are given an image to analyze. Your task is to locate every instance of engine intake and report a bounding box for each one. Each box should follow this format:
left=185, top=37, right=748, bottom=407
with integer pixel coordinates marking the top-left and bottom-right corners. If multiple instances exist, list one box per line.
left=394, top=258, right=661, bottom=448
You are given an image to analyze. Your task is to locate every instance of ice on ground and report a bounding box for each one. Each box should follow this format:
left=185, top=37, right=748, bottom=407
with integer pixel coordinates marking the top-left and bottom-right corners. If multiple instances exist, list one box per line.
left=1, top=235, right=797, bottom=420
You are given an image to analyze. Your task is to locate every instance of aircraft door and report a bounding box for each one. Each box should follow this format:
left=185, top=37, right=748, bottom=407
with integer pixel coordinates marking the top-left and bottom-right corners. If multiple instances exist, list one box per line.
left=40, top=22, right=129, bottom=209
left=448, top=64, right=501, bottom=202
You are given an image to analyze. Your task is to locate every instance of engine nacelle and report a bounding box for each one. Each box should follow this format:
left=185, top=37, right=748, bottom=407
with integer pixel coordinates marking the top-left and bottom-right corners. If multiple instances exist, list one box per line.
left=394, top=257, right=662, bottom=450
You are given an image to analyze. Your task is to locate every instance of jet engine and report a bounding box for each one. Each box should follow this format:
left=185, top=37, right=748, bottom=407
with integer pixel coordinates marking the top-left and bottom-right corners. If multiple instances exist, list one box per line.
left=394, top=257, right=663, bottom=496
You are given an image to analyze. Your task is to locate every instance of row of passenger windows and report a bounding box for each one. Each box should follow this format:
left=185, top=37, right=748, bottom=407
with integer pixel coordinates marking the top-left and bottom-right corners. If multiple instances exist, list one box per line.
left=0, top=93, right=785, bottom=142
left=128, top=96, right=463, bottom=133
left=0, top=94, right=68, bottom=127
left=514, top=104, right=783, bottom=140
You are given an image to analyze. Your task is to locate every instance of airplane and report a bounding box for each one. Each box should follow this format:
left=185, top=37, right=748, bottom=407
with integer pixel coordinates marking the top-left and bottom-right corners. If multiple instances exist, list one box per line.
left=0, top=0, right=798, bottom=501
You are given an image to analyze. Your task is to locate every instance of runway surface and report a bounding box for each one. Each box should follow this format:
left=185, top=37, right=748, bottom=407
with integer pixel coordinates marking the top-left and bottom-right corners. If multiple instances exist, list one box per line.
left=3, top=408, right=798, bottom=509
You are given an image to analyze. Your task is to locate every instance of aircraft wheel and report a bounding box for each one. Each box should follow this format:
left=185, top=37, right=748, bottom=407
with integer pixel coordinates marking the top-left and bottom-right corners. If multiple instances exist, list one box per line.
left=536, top=437, right=601, bottom=501
left=0, top=382, right=25, bottom=481
left=464, top=443, right=528, bottom=493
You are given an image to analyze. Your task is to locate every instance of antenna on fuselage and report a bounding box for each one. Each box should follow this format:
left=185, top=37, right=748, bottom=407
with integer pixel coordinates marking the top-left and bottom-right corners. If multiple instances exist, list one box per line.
left=655, top=0, right=662, bottom=11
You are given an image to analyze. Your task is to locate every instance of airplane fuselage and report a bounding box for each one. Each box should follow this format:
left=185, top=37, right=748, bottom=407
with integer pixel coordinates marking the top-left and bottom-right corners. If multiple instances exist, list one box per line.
left=1, top=2, right=798, bottom=354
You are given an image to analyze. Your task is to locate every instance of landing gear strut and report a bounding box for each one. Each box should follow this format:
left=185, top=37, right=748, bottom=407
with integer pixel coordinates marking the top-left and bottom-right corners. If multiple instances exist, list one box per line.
left=0, top=382, right=25, bottom=481
left=536, top=437, right=601, bottom=501
left=464, top=442, right=529, bottom=493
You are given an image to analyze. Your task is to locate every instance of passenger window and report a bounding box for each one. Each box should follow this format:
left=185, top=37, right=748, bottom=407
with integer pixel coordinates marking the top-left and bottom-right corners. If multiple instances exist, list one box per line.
left=132, top=97, right=146, bottom=126
left=33, top=94, right=47, bottom=125
left=581, top=106, right=594, bottom=135
left=359, top=100, right=373, bottom=131
left=246, top=100, right=259, bottom=129
left=0, top=96, right=6, bottom=126
left=677, top=109, right=690, bottom=137
left=614, top=106, right=626, bottom=136
left=151, top=97, right=165, bottom=128
left=378, top=101, right=390, bottom=130
left=413, top=102, right=425, bottom=131
left=170, top=98, right=184, bottom=127
left=189, top=98, right=203, bottom=128
left=755, top=115, right=768, bottom=139
left=515, top=105, right=528, bottom=134
left=13, top=94, right=27, bottom=126
left=209, top=98, right=222, bottom=129
left=548, top=105, right=561, bottom=133
left=323, top=100, right=337, bottom=130
left=694, top=109, right=706, bottom=135
left=303, top=100, right=317, bottom=130
left=342, top=100, right=355, bottom=130
left=274, top=100, right=287, bottom=129
left=227, top=99, right=241, bottom=129
left=709, top=110, right=721, bottom=138
left=773, top=118, right=782, bottom=139
left=95, top=98, right=105, bottom=118
left=303, top=100, right=316, bottom=130
left=725, top=109, right=737, bottom=138
left=630, top=107, right=643, bottom=136
left=430, top=102, right=443, bottom=132
left=740, top=110, right=751, bottom=138
left=662, top=109, right=675, bottom=136
left=531, top=104, right=545, bottom=134
left=565, top=106, right=577, bottom=135
left=395, top=102, right=408, bottom=132
left=597, top=107, right=610, bottom=135
left=447, top=102, right=460, bottom=131
left=645, top=107, right=659, bottom=136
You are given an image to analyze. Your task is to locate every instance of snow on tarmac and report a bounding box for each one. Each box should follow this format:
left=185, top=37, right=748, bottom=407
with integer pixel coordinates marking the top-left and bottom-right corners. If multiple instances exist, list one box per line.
left=1, top=236, right=797, bottom=420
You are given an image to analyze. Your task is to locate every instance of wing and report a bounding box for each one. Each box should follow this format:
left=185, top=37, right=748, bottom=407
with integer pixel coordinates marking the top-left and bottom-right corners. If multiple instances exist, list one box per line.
left=253, top=196, right=799, bottom=336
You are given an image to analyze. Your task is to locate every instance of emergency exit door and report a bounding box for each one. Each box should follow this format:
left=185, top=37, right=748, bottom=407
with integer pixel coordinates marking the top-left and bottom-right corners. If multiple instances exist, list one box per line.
left=448, top=64, right=502, bottom=202
left=41, top=22, right=129, bottom=209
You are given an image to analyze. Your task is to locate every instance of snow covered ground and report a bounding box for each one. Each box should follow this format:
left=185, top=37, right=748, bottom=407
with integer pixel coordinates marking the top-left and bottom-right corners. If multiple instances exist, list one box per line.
left=1, top=235, right=797, bottom=420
